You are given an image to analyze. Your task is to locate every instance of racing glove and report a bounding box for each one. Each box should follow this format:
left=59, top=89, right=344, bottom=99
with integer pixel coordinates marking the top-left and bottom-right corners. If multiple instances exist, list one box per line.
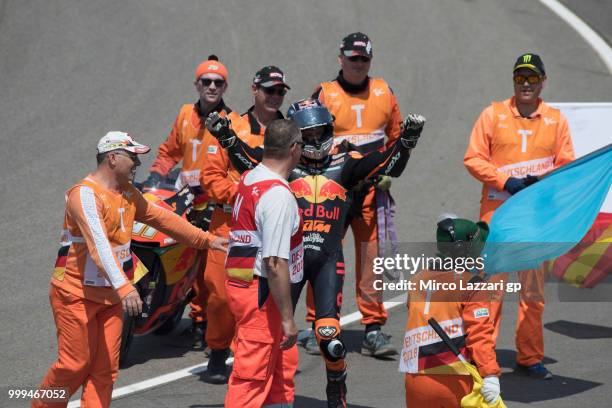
left=400, top=113, right=426, bottom=149
left=481, top=375, right=501, bottom=404
left=205, top=112, right=236, bottom=149
left=143, top=171, right=162, bottom=189
left=504, top=174, right=539, bottom=195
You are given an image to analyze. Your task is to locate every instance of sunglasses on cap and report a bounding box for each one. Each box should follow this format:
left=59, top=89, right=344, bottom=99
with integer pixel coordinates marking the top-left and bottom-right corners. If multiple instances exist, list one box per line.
left=200, top=78, right=226, bottom=87
left=261, top=87, right=287, bottom=96
left=347, top=55, right=371, bottom=63
left=513, top=74, right=542, bottom=85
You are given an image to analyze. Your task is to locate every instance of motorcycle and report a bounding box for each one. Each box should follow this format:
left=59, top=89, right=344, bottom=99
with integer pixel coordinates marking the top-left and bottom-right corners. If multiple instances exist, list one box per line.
left=119, top=173, right=213, bottom=367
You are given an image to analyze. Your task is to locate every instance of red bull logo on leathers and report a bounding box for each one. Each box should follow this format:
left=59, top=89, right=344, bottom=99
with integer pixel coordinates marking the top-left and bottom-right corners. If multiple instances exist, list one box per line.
left=289, top=175, right=347, bottom=203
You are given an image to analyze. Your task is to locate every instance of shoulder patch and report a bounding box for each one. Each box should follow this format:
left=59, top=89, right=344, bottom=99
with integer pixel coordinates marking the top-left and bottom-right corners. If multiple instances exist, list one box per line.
left=207, top=145, right=218, bottom=154
left=473, top=307, right=490, bottom=319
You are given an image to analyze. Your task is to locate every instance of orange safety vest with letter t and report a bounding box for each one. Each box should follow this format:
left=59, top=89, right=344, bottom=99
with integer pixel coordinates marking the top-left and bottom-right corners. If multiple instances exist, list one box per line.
left=318, top=78, right=401, bottom=154
left=464, top=97, right=575, bottom=220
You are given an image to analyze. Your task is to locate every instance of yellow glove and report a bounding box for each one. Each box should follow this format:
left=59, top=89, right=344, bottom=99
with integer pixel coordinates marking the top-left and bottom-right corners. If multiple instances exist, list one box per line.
left=376, top=175, right=392, bottom=191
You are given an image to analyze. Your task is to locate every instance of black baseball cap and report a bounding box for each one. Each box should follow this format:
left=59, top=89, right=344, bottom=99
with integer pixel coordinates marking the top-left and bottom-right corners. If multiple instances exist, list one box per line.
left=340, top=32, right=373, bottom=58
left=513, top=53, right=546, bottom=75
left=253, top=66, right=290, bottom=89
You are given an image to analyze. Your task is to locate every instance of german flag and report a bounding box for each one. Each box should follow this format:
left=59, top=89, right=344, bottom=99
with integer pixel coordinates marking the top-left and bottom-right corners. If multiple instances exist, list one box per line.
left=226, top=246, right=259, bottom=281
left=418, top=335, right=469, bottom=375
left=124, top=253, right=149, bottom=284
left=53, top=244, right=70, bottom=280
left=548, top=212, right=612, bottom=288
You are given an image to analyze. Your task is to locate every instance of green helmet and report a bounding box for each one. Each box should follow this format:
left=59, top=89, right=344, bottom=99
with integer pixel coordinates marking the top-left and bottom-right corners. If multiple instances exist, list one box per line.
left=436, top=217, right=489, bottom=259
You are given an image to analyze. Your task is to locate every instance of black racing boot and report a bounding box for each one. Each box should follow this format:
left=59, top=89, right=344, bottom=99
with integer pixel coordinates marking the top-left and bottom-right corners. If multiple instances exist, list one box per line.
left=202, top=348, right=229, bottom=384
left=326, top=369, right=347, bottom=408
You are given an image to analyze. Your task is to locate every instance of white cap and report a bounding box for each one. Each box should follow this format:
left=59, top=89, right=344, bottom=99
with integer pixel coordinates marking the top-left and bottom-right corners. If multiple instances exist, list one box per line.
left=97, top=131, right=150, bottom=155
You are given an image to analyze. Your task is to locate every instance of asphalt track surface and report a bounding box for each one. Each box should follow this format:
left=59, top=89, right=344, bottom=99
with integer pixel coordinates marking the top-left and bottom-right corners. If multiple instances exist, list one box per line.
left=1, top=0, right=611, bottom=407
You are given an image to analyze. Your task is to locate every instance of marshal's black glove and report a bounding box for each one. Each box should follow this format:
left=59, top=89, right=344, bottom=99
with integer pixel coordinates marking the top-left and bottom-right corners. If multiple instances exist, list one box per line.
left=504, top=175, right=539, bottom=195
left=205, top=112, right=236, bottom=149
left=400, top=114, right=426, bottom=149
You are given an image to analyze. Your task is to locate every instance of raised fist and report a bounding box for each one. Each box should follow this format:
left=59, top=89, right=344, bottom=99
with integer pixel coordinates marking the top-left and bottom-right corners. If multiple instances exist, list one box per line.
left=205, top=112, right=236, bottom=148
left=400, top=114, right=426, bottom=149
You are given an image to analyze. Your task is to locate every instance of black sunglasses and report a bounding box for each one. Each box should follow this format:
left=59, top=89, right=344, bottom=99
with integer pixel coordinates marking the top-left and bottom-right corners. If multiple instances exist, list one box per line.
left=347, top=55, right=370, bottom=63
left=200, top=78, right=226, bottom=87
left=261, top=87, right=287, bottom=96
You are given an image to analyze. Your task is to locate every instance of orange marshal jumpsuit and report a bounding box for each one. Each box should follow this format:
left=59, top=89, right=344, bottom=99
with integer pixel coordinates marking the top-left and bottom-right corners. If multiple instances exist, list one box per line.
left=199, top=107, right=259, bottom=350
left=34, top=176, right=214, bottom=408
left=149, top=101, right=219, bottom=325
left=464, top=97, right=574, bottom=365
left=312, top=77, right=402, bottom=326
left=401, top=270, right=500, bottom=407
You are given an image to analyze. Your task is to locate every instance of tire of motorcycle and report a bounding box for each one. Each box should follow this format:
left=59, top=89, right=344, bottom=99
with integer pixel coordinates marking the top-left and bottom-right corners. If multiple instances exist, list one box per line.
left=119, top=312, right=135, bottom=368
left=152, top=298, right=188, bottom=335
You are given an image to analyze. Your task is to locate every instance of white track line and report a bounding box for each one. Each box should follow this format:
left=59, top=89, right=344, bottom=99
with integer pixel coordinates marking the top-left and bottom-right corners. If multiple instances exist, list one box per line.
left=538, top=0, right=612, bottom=74
left=67, top=293, right=407, bottom=406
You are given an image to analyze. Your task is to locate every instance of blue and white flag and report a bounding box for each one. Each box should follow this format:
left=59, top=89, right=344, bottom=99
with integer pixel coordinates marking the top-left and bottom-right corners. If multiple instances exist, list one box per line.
left=482, top=144, right=612, bottom=274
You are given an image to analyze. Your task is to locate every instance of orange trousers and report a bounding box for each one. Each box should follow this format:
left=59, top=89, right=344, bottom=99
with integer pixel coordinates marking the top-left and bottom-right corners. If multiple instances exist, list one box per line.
left=204, top=208, right=235, bottom=350
left=188, top=250, right=209, bottom=324
left=481, top=203, right=545, bottom=366
left=405, top=374, right=473, bottom=408
left=489, top=268, right=546, bottom=365
left=307, top=187, right=388, bottom=326
left=225, top=278, right=298, bottom=408
left=33, top=285, right=123, bottom=408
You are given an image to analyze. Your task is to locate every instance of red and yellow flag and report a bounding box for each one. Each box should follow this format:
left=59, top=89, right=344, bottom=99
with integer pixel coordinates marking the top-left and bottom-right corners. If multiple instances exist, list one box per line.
left=548, top=212, right=612, bottom=288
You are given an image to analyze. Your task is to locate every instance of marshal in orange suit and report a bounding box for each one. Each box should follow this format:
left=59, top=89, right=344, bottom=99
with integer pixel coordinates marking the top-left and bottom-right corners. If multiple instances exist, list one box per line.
left=145, top=56, right=233, bottom=349
left=33, top=132, right=222, bottom=408
left=402, top=218, right=501, bottom=407
left=464, top=53, right=574, bottom=379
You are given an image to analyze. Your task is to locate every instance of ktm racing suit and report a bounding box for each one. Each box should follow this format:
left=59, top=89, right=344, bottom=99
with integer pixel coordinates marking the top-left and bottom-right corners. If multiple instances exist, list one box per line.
left=223, top=135, right=412, bottom=373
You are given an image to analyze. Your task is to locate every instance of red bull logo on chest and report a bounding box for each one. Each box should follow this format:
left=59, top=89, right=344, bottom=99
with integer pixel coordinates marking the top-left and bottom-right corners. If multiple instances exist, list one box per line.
left=290, top=175, right=347, bottom=203
left=299, top=204, right=341, bottom=221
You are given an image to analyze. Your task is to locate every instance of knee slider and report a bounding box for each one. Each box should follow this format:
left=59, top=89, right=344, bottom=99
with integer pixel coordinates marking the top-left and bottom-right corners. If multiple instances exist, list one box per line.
left=315, top=318, right=346, bottom=361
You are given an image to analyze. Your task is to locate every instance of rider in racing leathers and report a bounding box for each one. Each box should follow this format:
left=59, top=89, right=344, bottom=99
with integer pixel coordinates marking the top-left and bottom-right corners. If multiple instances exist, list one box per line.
left=206, top=98, right=425, bottom=408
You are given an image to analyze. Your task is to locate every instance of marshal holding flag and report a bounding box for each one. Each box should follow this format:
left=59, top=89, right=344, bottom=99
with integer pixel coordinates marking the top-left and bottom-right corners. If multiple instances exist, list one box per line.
left=482, top=144, right=612, bottom=274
